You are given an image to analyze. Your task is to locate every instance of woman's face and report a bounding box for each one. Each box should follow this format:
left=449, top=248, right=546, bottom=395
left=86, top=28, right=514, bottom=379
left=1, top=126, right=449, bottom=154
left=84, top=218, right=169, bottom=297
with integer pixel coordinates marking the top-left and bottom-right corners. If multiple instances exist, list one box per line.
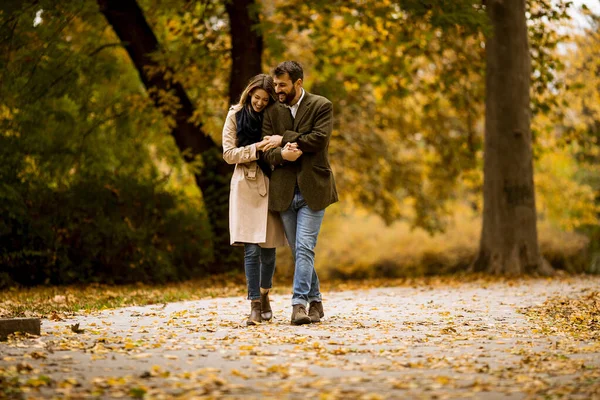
left=250, top=88, right=270, bottom=113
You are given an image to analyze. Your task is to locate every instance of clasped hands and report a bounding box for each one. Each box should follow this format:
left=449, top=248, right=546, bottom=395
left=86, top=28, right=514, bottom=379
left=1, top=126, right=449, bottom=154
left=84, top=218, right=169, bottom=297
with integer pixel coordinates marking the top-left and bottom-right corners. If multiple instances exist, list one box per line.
left=257, top=135, right=302, bottom=162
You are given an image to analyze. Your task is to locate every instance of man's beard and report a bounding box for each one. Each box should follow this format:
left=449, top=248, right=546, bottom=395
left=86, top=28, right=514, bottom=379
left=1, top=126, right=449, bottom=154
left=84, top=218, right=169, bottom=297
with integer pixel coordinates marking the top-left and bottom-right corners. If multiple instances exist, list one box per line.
left=278, top=86, right=296, bottom=105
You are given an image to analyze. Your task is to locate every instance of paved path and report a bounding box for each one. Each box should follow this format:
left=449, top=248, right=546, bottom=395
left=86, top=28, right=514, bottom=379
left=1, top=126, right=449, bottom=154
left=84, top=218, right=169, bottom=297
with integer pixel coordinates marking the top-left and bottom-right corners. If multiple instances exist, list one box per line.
left=1, top=276, right=599, bottom=399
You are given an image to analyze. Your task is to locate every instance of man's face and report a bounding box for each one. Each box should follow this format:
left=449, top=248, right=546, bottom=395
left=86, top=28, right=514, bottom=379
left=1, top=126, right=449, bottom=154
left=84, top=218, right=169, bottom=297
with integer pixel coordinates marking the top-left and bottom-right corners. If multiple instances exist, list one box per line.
left=274, top=73, right=299, bottom=105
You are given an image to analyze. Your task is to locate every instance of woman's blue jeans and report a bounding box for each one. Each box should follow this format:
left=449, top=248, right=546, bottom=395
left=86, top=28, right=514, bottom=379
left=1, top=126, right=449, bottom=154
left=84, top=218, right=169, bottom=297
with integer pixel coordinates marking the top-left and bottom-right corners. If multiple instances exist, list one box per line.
left=244, top=244, right=276, bottom=300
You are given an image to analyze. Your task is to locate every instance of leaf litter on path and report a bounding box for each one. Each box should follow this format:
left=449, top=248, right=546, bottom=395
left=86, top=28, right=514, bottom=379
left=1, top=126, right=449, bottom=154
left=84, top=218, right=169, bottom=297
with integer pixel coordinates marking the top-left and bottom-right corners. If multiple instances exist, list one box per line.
left=0, top=275, right=599, bottom=399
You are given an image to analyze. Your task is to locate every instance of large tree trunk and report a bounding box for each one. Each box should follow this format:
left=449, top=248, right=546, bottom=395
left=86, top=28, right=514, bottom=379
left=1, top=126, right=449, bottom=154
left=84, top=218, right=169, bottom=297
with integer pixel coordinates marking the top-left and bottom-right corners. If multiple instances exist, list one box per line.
left=472, top=0, right=553, bottom=275
left=225, top=0, right=264, bottom=105
left=97, top=0, right=240, bottom=272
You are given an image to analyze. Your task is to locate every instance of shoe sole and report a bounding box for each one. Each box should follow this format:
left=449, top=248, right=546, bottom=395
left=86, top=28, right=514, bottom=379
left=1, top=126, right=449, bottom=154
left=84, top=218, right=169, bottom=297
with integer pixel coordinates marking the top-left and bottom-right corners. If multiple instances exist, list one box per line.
left=291, top=317, right=311, bottom=325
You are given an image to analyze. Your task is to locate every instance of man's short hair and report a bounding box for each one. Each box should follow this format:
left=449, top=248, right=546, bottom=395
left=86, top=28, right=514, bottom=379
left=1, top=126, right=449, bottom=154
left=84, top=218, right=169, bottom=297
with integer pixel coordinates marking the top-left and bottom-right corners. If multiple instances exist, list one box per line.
left=273, top=61, right=303, bottom=83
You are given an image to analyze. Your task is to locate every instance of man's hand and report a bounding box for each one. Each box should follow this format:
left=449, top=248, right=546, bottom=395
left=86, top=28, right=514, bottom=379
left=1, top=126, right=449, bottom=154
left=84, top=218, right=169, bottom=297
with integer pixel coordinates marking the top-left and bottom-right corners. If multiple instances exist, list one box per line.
left=282, top=142, right=302, bottom=161
left=262, top=135, right=283, bottom=152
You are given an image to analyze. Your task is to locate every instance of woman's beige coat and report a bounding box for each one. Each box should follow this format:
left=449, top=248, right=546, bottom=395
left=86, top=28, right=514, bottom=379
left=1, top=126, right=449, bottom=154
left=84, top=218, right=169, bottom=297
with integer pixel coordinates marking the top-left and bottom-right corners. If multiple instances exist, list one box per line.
left=222, top=105, right=287, bottom=248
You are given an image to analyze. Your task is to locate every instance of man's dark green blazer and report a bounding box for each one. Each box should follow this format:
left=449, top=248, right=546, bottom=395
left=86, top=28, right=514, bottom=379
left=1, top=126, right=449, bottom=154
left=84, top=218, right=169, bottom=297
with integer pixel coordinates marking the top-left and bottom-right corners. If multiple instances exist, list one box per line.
left=262, top=91, right=338, bottom=212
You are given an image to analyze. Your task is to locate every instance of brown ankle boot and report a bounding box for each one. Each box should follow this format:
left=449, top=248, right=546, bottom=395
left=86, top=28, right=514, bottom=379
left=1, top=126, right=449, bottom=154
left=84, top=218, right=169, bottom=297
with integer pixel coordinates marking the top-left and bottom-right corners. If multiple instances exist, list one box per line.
left=290, top=304, right=311, bottom=325
left=260, top=288, right=272, bottom=321
left=308, top=301, right=324, bottom=323
left=247, top=300, right=262, bottom=326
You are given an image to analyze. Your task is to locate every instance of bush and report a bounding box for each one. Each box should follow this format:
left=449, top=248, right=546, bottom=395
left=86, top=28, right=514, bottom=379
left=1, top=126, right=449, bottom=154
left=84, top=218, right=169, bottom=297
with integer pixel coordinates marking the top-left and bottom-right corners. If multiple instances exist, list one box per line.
left=299, top=205, right=593, bottom=281
left=0, top=175, right=213, bottom=288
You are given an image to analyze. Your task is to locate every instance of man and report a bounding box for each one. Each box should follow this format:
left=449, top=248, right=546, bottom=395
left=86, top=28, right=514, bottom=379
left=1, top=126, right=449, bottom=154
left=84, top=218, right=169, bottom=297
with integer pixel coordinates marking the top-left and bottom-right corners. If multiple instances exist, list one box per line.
left=262, top=61, right=338, bottom=325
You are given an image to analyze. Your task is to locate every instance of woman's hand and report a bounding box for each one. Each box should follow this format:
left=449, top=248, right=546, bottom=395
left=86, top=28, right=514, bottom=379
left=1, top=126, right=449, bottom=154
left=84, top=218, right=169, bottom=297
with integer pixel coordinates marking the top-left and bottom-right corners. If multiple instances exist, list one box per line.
left=261, top=135, right=283, bottom=152
left=256, top=139, right=270, bottom=151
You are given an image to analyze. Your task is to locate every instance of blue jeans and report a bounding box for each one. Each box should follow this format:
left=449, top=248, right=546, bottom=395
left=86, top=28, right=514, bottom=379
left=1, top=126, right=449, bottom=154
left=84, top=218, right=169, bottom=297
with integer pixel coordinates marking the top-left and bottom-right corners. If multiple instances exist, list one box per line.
left=281, top=187, right=324, bottom=307
left=244, top=244, right=276, bottom=300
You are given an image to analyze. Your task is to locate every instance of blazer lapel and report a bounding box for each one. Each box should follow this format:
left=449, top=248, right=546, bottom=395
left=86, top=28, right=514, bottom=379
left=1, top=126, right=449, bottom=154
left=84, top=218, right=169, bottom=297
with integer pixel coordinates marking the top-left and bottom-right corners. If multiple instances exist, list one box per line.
left=278, top=103, right=293, bottom=130
left=293, top=92, right=312, bottom=131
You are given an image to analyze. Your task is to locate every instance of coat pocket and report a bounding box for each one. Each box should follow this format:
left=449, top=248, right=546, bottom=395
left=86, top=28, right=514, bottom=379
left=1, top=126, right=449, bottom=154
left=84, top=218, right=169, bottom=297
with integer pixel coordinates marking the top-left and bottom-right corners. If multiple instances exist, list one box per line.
left=312, top=165, right=332, bottom=175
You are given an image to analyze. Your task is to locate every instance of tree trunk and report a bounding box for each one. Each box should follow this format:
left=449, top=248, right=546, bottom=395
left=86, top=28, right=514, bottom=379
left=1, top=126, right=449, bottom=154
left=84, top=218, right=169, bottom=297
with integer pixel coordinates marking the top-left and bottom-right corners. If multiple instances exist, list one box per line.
left=472, top=0, right=553, bottom=275
left=97, top=0, right=240, bottom=272
left=225, top=0, right=263, bottom=105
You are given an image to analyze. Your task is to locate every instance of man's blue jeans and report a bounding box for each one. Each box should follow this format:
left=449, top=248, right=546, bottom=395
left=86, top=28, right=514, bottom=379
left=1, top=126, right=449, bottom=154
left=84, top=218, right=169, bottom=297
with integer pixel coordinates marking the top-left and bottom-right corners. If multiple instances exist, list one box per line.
left=244, top=244, right=276, bottom=300
left=281, top=187, right=324, bottom=307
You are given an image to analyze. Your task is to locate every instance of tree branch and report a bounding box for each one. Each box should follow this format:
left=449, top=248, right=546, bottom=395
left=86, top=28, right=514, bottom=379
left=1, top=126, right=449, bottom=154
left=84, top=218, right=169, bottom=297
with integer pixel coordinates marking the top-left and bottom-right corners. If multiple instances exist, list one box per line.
left=88, top=42, right=125, bottom=57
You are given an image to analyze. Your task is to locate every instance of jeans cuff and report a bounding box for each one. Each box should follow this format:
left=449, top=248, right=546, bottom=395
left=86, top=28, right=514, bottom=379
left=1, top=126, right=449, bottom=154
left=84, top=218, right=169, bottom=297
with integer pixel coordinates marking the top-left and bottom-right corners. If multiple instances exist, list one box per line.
left=291, top=299, right=308, bottom=307
left=308, top=296, right=322, bottom=304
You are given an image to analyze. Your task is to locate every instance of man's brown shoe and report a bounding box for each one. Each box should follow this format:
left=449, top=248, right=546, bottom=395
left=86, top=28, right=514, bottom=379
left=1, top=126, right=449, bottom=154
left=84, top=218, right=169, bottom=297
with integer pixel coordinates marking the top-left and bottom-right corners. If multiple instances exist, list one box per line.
left=247, top=300, right=262, bottom=326
left=308, top=301, right=324, bottom=323
left=260, top=288, right=272, bottom=321
left=290, top=304, right=311, bottom=325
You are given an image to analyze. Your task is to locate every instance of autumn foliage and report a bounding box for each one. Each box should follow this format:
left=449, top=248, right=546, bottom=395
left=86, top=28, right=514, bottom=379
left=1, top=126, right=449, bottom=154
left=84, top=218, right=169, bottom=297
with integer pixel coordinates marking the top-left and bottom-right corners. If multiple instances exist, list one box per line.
left=0, top=0, right=598, bottom=287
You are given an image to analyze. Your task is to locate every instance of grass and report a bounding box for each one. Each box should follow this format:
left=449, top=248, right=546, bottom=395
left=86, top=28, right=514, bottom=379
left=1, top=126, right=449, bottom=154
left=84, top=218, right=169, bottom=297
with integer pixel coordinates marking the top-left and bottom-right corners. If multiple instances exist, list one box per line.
left=0, top=273, right=249, bottom=319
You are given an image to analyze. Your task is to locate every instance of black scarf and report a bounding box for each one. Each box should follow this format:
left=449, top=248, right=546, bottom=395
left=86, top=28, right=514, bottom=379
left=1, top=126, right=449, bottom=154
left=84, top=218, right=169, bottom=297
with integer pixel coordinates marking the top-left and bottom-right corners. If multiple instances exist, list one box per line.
left=236, top=105, right=262, bottom=147
left=236, top=105, right=271, bottom=177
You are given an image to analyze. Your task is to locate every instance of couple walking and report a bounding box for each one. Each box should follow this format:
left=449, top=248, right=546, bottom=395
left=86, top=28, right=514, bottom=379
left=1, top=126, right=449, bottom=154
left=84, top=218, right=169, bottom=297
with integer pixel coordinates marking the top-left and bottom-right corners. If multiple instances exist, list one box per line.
left=222, top=61, right=338, bottom=326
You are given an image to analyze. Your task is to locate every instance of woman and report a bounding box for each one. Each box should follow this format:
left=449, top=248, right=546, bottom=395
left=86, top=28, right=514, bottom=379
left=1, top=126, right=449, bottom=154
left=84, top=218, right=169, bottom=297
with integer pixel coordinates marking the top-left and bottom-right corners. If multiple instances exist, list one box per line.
left=222, top=74, right=287, bottom=326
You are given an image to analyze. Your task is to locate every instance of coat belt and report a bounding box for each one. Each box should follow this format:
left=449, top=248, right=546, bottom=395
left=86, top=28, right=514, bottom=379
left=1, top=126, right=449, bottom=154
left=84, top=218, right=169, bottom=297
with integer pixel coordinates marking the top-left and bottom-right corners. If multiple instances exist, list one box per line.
left=243, top=163, right=267, bottom=197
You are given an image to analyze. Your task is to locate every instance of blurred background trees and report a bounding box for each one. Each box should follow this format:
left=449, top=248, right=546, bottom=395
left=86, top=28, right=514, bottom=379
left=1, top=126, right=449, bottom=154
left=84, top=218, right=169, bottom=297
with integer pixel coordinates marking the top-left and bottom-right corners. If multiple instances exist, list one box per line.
left=0, top=0, right=598, bottom=287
